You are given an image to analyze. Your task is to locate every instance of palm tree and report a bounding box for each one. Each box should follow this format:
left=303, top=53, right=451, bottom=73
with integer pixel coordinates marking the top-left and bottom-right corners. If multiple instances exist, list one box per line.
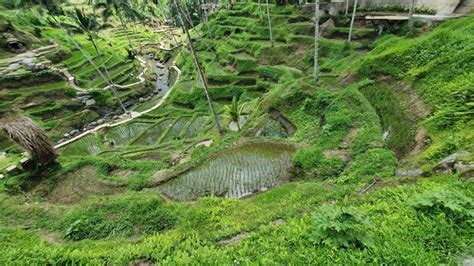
left=177, top=0, right=219, bottom=60
left=314, top=0, right=319, bottom=82
left=18, top=0, right=128, bottom=113
left=95, top=0, right=142, bottom=56
left=348, top=0, right=358, bottom=43
left=224, top=97, right=246, bottom=131
left=174, top=0, right=224, bottom=135
left=72, top=8, right=102, bottom=59
left=265, top=0, right=274, bottom=47
left=2, top=116, right=58, bottom=166
left=408, top=0, right=415, bottom=35
left=72, top=8, right=127, bottom=113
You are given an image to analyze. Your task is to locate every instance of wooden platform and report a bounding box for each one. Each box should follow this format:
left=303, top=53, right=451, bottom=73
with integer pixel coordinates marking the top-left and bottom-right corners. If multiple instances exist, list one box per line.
left=365, top=15, right=409, bottom=21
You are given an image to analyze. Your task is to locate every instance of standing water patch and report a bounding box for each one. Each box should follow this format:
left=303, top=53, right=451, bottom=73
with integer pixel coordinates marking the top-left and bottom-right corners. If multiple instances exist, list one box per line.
left=158, top=142, right=294, bottom=200
left=133, top=120, right=173, bottom=145
left=59, top=133, right=101, bottom=156
left=103, top=122, right=150, bottom=147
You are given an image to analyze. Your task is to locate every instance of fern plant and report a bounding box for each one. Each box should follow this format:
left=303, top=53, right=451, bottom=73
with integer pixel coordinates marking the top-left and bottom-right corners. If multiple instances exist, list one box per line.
left=311, top=206, right=373, bottom=249
left=410, top=190, right=474, bottom=225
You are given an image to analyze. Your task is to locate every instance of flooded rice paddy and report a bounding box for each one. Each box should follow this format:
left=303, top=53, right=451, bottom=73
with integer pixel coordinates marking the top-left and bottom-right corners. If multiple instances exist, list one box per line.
left=158, top=142, right=294, bottom=200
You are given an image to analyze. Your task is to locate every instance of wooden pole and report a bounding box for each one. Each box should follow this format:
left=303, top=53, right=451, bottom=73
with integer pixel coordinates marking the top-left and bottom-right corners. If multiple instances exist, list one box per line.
left=348, top=0, right=358, bottom=43
left=265, top=0, right=274, bottom=47
left=314, top=0, right=319, bottom=82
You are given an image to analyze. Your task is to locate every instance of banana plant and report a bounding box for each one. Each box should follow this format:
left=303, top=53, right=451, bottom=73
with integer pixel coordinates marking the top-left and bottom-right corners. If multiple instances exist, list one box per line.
left=224, top=97, right=246, bottom=132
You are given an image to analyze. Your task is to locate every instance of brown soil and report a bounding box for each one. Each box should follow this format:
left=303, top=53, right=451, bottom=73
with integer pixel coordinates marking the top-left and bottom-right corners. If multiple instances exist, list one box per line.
left=47, top=165, right=126, bottom=204
left=219, top=232, right=249, bottom=245
left=37, top=230, right=65, bottom=245
left=323, top=149, right=350, bottom=162
left=110, top=169, right=137, bottom=180
left=269, top=108, right=297, bottom=136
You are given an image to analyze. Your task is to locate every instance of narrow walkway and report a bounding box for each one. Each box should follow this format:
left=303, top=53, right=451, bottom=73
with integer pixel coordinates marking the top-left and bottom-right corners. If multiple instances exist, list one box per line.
left=54, top=64, right=181, bottom=149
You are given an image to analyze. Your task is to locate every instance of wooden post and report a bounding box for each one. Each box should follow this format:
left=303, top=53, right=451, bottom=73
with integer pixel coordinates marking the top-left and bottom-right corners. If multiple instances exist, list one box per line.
left=348, top=0, right=358, bottom=43
left=265, top=0, right=274, bottom=47
left=314, top=0, right=320, bottom=82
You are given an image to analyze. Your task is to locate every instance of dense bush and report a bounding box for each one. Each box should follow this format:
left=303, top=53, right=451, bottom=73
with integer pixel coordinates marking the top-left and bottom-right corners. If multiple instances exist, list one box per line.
left=292, top=146, right=345, bottom=178
left=340, top=148, right=397, bottom=182
left=410, top=190, right=474, bottom=225
left=311, top=206, right=373, bottom=249
left=62, top=198, right=176, bottom=241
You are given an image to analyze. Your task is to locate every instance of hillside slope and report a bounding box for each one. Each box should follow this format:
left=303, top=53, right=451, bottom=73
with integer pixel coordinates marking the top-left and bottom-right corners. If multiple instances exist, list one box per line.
left=0, top=2, right=472, bottom=264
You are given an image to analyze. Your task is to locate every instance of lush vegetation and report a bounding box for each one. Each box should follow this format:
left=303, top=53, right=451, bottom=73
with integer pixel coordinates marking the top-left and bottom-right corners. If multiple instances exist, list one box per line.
left=0, top=0, right=472, bottom=264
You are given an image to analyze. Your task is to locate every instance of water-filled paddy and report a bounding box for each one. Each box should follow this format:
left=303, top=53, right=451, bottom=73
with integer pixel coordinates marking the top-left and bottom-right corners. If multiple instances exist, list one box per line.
left=158, top=142, right=294, bottom=200
left=59, top=133, right=101, bottom=156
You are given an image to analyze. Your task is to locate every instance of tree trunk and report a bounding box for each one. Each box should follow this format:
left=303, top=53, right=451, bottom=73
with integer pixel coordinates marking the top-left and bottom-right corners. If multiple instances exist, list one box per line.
left=314, top=0, right=319, bottom=82
left=345, top=0, right=349, bottom=15
left=88, top=33, right=127, bottom=114
left=348, top=0, right=358, bottom=43
left=174, top=0, right=224, bottom=136
left=408, top=0, right=415, bottom=35
left=228, top=0, right=232, bottom=9
left=43, top=5, right=128, bottom=114
left=265, top=0, right=274, bottom=47
left=118, top=15, right=134, bottom=53
left=258, top=0, right=263, bottom=20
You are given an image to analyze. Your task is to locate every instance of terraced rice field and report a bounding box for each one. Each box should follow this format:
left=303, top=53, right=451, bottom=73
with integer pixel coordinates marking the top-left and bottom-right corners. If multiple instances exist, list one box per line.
left=158, top=142, right=294, bottom=200
left=133, top=119, right=173, bottom=145
left=162, top=117, right=191, bottom=142
left=59, top=133, right=102, bottom=156
left=103, top=122, right=151, bottom=147
left=182, top=116, right=209, bottom=138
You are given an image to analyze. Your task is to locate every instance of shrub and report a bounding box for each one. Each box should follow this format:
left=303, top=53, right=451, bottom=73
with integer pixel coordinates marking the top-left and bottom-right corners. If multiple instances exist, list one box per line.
left=311, top=206, right=373, bottom=249
left=292, top=147, right=345, bottom=179
left=62, top=198, right=176, bottom=241
left=340, top=148, right=397, bottom=182
left=90, top=90, right=113, bottom=106
left=410, top=190, right=474, bottom=225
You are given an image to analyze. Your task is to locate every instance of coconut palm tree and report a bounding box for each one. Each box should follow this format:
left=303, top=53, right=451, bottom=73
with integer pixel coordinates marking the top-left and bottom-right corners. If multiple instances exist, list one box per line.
left=174, top=0, right=224, bottom=135
left=72, top=8, right=127, bottom=113
left=95, top=0, right=142, bottom=55
left=314, top=0, right=319, bottom=82
left=348, top=0, right=358, bottom=43
left=265, top=0, right=274, bottom=47
left=2, top=116, right=58, bottom=166
left=224, top=97, right=246, bottom=131
left=17, top=0, right=128, bottom=114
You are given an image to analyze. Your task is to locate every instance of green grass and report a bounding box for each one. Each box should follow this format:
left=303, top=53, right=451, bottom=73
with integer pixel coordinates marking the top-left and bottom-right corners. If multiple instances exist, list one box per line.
left=0, top=2, right=473, bottom=264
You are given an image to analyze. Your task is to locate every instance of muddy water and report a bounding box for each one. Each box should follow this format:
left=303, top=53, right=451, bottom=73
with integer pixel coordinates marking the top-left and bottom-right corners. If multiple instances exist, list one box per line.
left=158, top=142, right=294, bottom=200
